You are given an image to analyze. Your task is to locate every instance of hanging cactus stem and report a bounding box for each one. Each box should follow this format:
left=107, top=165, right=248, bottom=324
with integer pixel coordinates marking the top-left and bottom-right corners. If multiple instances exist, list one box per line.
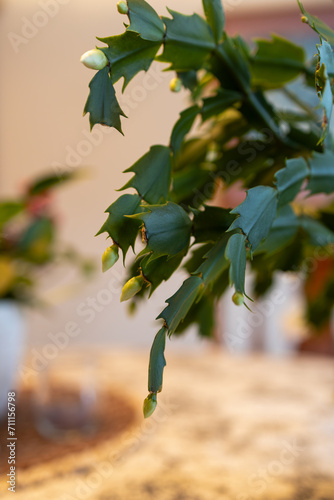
left=84, top=0, right=334, bottom=418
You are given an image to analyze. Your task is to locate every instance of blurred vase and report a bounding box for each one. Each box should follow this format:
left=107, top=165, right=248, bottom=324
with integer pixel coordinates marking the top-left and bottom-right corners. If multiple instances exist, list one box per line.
left=222, top=272, right=305, bottom=355
left=32, top=351, right=98, bottom=440
left=0, top=300, right=25, bottom=421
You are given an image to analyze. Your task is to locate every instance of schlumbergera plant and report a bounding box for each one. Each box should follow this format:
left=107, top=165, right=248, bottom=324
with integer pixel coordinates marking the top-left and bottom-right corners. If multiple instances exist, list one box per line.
left=81, top=0, right=334, bottom=417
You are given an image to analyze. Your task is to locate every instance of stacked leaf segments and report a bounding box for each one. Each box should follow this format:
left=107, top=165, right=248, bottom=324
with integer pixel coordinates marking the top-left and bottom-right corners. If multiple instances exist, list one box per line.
left=83, top=0, right=334, bottom=416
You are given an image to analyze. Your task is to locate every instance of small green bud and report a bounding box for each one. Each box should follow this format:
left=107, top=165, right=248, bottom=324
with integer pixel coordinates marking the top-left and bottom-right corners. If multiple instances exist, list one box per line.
left=143, top=393, right=157, bottom=419
left=301, top=16, right=308, bottom=24
left=102, top=244, right=119, bottom=273
left=169, top=77, right=182, bottom=93
left=80, top=49, right=108, bottom=70
left=117, top=1, right=128, bottom=14
left=120, top=275, right=144, bottom=302
left=232, top=291, right=244, bottom=306
left=128, top=301, right=137, bottom=316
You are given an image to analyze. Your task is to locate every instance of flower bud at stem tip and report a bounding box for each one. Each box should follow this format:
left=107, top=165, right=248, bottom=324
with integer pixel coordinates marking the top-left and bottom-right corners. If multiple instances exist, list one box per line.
left=143, top=393, right=157, bottom=418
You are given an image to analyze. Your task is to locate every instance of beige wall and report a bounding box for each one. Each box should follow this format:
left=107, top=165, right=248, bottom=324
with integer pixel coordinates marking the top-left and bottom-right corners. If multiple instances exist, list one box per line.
left=0, top=0, right=329, bottom=352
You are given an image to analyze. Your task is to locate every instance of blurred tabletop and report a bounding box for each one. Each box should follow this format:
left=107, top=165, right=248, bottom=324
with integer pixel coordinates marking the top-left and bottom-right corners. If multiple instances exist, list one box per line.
left=1, top=350, right=334, bottom=500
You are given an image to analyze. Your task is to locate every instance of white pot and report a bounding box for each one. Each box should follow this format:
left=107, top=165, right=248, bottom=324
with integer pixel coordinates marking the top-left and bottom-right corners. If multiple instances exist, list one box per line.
left=0, top=300, right=25, bottom=420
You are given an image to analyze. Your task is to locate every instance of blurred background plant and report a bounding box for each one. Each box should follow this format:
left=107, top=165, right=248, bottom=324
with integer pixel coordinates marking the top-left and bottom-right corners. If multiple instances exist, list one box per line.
left=0, top=171, right=94, bottom=305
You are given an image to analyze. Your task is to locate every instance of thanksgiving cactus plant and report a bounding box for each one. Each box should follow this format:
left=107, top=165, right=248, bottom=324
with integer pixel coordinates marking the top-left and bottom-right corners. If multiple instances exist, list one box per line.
left=81, top=0, right=334, bottom=417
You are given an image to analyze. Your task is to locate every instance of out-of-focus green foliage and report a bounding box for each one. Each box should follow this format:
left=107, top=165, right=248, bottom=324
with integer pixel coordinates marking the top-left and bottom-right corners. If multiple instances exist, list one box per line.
left=0, top=172, right=92, bottom=303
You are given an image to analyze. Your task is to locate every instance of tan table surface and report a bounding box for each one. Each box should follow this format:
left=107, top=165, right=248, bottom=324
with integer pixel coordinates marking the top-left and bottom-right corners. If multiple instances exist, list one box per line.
left=1, top=350, right=334, bottom=500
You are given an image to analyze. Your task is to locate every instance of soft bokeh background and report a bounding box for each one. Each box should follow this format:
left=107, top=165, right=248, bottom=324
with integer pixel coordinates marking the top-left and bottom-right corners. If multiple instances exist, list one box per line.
left=0, top=0, right=332, bottom=356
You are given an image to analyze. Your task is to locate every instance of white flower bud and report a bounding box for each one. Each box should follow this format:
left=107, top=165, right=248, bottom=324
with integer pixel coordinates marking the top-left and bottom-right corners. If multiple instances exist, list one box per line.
left=80, top=49, right=108, bottom=70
